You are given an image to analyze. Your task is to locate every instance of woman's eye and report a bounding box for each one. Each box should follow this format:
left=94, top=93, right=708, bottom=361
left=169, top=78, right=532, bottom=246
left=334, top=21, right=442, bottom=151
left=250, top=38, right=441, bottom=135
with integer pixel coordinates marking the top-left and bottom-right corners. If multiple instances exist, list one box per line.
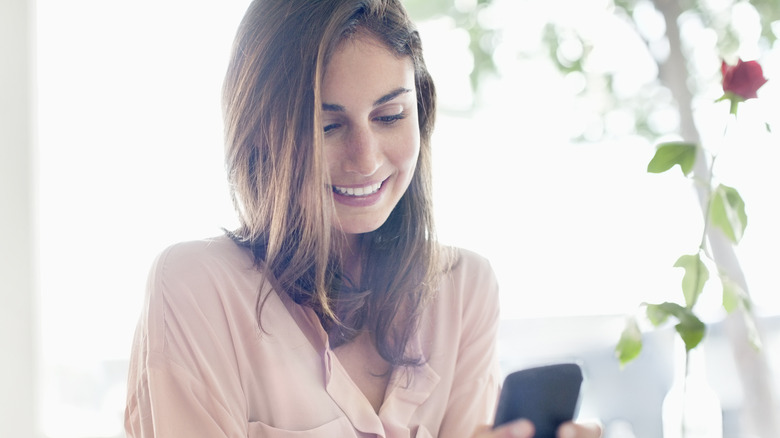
left=323, top=123, right=340, bottom=133
left=375, top=113, right=406, bottom=125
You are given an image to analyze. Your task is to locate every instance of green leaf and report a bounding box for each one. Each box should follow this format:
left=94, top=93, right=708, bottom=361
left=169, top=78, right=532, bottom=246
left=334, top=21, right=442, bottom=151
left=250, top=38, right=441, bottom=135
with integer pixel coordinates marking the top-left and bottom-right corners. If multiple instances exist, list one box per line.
left=645, top=302, right=706, bottom=351
left=709, top=184, right=748, bottom=243
left=647, top=142, right=697, bottom=176
left=615, top=317, right=643, bottom=366
left=719, top=272, right=762, bottom=350
left=674, top=254, right=709, bottom=308
left=645, top=302, right=676, bottom=326
left=722, top=279, right=740, bottom=313
left=720, top=273, right=746, bottom=313
left=674, top=311, right=706, bottom=351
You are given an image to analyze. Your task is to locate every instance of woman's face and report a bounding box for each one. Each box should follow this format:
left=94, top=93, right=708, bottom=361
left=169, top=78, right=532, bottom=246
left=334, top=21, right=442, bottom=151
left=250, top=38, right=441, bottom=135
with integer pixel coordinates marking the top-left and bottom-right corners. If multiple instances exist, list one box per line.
left=321, top=34, right=420, bottom=239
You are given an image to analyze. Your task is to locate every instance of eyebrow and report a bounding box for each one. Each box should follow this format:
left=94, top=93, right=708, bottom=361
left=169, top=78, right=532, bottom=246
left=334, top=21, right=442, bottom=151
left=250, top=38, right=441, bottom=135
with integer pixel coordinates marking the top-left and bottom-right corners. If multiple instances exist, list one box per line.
left=322, top=87, right=412, bottom=112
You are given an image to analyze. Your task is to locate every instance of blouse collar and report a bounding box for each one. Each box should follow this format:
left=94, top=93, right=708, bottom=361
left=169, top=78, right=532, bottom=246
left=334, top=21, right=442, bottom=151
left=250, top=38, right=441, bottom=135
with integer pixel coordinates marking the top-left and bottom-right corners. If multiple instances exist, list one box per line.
left=280, top=291, right=441, bottom=437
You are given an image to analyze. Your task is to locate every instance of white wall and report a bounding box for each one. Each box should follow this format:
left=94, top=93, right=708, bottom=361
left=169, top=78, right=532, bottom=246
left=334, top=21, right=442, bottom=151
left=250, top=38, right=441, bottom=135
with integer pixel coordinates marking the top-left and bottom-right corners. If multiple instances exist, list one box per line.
left=0, top=0, right=40, bottom=437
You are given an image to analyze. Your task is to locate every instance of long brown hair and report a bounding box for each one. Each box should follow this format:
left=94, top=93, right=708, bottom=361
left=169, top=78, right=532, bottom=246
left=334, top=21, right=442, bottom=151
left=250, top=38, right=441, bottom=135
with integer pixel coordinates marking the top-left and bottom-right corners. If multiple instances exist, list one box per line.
left=223, top=0, right=440, bottom=366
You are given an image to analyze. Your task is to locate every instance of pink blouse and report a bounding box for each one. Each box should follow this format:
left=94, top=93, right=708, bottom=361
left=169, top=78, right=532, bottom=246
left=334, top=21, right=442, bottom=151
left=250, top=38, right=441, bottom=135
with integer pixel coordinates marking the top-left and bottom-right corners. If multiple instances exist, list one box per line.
left=124, top=235, right=501, bottom=437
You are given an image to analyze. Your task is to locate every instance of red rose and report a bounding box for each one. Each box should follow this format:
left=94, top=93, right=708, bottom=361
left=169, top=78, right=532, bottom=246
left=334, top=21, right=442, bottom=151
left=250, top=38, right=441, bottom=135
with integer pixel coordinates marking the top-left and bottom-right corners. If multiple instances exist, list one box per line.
left=721, top=58, right=768, bottom=100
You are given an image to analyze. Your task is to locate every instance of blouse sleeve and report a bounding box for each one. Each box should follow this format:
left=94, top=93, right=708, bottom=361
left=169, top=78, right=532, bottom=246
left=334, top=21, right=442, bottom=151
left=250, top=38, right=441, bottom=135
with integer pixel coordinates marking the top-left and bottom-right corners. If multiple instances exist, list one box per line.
left=125, top=353, right=245, bottom=437
left=124, top=243, right=248, bottom=438
left=437, top=251, right=502, bottom=437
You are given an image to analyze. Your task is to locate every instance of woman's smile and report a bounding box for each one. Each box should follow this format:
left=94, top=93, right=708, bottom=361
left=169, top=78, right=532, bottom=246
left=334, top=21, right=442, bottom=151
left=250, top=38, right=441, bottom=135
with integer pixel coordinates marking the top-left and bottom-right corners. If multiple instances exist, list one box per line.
left=332, top=180, right=384, bottom=197
left=330, top=177, right=390, bottom=209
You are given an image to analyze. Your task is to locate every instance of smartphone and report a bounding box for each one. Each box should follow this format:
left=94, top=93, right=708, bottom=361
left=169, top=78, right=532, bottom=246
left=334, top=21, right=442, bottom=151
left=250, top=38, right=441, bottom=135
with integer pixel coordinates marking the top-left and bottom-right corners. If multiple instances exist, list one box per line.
left=493, top=363, right=583, bottom=437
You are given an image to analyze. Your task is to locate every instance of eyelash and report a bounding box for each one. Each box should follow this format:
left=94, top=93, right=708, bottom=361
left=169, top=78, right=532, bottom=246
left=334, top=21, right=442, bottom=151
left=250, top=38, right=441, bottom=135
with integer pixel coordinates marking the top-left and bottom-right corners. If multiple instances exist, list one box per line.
left=376, top=112, right=406, bottom=125
left=323, top=112, right=407, bottom=134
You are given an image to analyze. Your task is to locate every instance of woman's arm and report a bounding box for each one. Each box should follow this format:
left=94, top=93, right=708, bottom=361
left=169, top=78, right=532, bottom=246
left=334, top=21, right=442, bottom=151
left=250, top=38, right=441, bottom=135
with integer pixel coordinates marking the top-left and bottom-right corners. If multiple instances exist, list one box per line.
left=436, top=251, right=503, bottom=436
left=125, top=354, right=244, bottom=437
left=125, top=242, right=248, bottom=437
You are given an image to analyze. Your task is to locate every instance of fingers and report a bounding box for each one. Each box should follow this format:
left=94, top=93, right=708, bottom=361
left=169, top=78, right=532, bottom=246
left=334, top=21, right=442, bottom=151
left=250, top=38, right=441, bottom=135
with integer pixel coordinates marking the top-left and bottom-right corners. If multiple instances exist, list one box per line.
left=498, top=420, right=535, bottom=438
left=471, top=420, right=535, bottom=438
left=557, top=421, right=603, bottom=438
left=473, top=420, right=602, bottom=438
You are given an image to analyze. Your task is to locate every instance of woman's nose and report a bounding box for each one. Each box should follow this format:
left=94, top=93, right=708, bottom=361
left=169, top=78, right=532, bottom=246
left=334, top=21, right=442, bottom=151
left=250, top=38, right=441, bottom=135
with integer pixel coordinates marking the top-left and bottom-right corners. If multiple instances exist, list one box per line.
left=342, top=125, right=381, bottom=176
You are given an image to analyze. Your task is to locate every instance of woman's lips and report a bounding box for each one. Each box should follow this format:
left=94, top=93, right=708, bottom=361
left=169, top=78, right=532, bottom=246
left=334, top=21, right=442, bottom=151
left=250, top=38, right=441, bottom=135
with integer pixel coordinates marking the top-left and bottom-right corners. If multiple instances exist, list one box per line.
left=330, top=178, right=388, bottom=206
left=332, top=181, right=383, bottom=197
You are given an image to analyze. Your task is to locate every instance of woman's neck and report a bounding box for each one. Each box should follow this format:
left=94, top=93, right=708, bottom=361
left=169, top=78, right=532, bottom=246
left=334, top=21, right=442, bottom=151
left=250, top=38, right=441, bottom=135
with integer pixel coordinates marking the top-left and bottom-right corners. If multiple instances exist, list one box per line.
left=339, top=233, right=363, bottom=281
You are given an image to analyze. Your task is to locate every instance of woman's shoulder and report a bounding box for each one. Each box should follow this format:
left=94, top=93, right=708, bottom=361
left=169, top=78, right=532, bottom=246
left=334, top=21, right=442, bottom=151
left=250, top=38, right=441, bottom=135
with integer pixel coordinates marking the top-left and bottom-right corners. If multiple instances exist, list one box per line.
left=151, top=234, right=254, bottom=275
left=441, top=245, right=497, bottom=282
left=435, top=245, right=499, bottom=305
left=141, top=235, right=266, bottom=355
left=426, top=245, right=500, bottom=338
left=144, top=234, right=262, bottom=316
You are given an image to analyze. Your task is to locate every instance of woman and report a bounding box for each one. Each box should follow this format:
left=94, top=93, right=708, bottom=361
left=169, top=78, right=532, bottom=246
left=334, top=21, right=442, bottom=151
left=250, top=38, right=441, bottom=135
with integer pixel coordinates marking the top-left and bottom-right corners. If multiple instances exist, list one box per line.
left=124, top=0, right=601, bottom=437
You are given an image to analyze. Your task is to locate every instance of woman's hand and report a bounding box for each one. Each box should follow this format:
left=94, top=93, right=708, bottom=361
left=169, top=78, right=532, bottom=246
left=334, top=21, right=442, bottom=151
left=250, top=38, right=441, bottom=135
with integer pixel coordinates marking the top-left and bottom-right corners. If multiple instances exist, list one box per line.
left=471, top=420, right=602, bottom=438
left=470, top=419, right=535, bottom=438
left=556, top=421, right=602, bottom=438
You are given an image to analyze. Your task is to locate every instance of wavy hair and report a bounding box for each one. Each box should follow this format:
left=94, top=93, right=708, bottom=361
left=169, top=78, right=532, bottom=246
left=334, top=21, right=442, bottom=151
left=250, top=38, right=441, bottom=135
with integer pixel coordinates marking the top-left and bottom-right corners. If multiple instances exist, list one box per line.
left=223, top=0, right=440, bottom=366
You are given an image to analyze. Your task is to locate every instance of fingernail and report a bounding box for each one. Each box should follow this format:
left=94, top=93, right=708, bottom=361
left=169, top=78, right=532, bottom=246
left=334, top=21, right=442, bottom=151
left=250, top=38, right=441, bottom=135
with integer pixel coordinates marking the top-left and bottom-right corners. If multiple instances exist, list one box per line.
left=509, top=420, right=533, bottom=437
left=558, top=424, right=576, bottom=438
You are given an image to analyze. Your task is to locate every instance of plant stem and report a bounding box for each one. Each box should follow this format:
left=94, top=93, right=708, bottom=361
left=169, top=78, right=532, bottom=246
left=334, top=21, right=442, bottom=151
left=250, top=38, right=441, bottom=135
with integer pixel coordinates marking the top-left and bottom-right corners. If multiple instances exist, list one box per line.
left=696, top=151, right=717, bottom=259
left=690, top=131, right=780, bottom=438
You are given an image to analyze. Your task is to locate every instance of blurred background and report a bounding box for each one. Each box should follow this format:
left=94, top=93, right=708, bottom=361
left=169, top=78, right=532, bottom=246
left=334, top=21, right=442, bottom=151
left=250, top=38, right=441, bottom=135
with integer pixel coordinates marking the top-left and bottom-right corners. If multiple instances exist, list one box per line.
left=2, top=0, right=779, bottom=436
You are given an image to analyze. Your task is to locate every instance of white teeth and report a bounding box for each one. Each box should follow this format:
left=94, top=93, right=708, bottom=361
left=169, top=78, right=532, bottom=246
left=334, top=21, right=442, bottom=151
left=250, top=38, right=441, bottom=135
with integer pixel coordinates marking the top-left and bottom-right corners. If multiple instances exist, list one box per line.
left=333, top=182, right=382, bottom=197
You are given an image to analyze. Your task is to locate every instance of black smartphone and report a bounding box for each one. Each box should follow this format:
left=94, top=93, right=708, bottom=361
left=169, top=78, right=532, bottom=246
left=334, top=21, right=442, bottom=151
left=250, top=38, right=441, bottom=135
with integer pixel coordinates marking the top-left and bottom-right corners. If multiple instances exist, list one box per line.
left=493, top=363, right=583, bottom=437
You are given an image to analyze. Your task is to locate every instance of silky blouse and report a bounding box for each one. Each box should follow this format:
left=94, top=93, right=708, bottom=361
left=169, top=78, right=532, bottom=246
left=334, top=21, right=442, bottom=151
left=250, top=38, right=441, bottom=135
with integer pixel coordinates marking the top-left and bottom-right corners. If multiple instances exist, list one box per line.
left=124, top=235, right=501, bottom=438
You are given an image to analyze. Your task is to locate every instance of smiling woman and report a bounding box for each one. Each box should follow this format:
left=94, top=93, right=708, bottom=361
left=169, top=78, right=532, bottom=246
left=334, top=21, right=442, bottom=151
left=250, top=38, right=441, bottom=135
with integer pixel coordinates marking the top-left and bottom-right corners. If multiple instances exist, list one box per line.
left=124, top=0, right=520, bottom=436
